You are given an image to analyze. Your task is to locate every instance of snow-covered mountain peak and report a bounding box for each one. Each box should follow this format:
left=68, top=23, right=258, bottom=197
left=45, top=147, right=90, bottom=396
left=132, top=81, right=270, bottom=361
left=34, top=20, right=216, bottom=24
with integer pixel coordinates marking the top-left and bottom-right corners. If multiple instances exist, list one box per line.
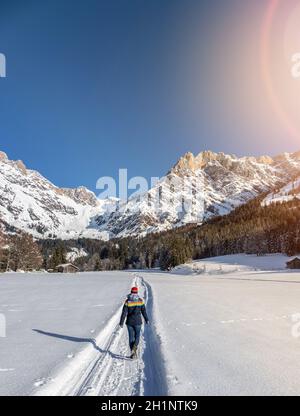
left=93, top=149, right=300, bottom=238
left=0, top=151, right=8, bottom=162
left=172, top=150, right=229, bottom=173
left=0, top=152, right=111, bottom=240
left=15, top=159, right=27, bottom=175
left=255, top=155, right=274, bottom=165
left=172, top=150, right=276, bottom=176
left=171, top=151, right=197, bottom=172
left=1, top=148, right=300, bottom=240
left=61, top=186, right=99, bottom=207
left=0, top=152, right=28, bottom=174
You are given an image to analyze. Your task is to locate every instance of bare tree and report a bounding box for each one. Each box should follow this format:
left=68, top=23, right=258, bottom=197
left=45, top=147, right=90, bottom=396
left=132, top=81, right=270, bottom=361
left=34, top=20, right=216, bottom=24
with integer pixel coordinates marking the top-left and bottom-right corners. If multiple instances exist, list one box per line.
left=0, top=228, right=8, bottom=272
left=9, top=233, right=43, bottom=271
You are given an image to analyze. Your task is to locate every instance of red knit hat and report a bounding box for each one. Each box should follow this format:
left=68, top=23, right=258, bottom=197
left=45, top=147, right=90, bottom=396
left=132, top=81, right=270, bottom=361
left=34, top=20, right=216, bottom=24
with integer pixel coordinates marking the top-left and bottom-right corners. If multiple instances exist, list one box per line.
left=131, top=287, right=138, bottom=293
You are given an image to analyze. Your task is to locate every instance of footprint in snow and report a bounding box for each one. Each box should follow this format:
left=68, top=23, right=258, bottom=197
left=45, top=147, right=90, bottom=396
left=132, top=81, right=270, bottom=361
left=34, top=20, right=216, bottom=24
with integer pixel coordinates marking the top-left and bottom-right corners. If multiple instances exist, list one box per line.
left=84, top=386, right=95, bottom=393
left=34, top=377, right=53, bottom=387
left=167, top=375, right=179, bottom=385
left=67, top=353, right=74, bottom=359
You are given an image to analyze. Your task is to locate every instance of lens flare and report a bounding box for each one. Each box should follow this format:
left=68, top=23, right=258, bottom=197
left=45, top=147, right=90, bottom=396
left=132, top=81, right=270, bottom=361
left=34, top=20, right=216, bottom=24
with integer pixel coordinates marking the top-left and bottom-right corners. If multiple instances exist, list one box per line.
left=261, top=0, right=300, bottom=142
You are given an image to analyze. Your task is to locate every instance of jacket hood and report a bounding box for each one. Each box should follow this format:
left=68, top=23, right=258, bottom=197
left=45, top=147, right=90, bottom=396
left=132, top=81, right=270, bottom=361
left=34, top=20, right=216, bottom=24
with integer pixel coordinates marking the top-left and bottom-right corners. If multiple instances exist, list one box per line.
left=127, top=293, right=140, bottom=302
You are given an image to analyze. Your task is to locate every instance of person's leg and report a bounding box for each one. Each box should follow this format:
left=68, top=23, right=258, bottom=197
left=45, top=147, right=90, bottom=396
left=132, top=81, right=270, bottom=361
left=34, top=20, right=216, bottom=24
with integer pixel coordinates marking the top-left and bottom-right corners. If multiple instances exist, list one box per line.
left=133, top=325, right=142, bottom=347
left=130, top=325, right=142, bottom=358
left=127, top=325, right=135, bottom=350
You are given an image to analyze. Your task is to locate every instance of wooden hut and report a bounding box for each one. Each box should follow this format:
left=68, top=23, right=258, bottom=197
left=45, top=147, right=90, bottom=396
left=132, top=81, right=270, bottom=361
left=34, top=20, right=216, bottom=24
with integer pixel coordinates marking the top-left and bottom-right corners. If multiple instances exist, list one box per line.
left=286, top=257, right=300, bottom=269
left=55, top=263, right=79, bottom=273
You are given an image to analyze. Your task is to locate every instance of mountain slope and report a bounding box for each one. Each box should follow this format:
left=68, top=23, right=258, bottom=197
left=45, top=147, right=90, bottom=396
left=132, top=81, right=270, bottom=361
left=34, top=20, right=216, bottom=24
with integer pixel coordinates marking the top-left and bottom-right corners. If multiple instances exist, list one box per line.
left=0, top=151, right=110, bottom=240
left=263, top=176, right=300, bottom=206
left=94, top=150, right=300, bottom=238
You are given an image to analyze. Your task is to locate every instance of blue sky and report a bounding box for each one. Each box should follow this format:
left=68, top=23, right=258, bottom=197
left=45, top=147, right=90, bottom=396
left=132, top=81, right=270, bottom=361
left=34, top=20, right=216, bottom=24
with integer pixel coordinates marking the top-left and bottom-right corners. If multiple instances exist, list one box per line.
left=0, top=0, right=297, bottom=192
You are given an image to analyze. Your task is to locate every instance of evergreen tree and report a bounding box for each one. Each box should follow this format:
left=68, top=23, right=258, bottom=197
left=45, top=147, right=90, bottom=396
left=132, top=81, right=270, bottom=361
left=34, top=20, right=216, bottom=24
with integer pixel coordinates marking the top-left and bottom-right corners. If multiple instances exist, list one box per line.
left=48, top=245, right=67, bottom=269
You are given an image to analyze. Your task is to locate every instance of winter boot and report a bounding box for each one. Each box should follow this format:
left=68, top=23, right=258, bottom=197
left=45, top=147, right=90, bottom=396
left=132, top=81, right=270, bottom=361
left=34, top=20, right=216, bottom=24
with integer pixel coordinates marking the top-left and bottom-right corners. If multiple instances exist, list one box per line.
left=130, top=344, right=138, bottom=359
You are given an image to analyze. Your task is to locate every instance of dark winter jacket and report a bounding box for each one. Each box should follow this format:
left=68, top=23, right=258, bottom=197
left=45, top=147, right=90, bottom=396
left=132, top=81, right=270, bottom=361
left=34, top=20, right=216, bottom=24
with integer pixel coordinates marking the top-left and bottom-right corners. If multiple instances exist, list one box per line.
left=120, top=294, right=149, bottom=327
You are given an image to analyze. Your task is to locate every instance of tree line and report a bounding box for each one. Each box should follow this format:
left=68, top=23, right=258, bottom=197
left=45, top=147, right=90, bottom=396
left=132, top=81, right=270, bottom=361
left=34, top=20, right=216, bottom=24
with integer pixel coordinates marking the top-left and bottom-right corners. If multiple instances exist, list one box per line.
left=0, top=231, right=43, bottom=272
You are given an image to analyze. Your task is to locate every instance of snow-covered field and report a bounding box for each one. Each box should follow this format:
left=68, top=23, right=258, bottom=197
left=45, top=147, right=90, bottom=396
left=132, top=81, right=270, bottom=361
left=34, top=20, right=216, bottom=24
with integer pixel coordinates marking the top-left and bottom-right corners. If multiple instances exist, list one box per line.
left=2, top=256, right=300, bottom=396
left=143, top=262, right=300, bottom=395
left=172, top=253, right=296, bottom=275
left=0, top=272, right=133, bottom=395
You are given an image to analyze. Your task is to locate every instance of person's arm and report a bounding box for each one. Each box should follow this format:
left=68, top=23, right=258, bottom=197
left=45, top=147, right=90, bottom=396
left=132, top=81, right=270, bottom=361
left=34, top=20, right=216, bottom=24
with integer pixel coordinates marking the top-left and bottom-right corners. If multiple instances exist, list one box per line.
left=141, top=302, right=149, bottom=324
left=120, top=301, right=128, bottom=327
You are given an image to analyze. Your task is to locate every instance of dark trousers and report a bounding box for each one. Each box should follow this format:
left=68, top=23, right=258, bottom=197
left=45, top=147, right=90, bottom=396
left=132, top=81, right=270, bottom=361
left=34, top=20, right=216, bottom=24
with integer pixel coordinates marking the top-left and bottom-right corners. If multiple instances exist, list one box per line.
left=126, top=324, right=142, bottom=350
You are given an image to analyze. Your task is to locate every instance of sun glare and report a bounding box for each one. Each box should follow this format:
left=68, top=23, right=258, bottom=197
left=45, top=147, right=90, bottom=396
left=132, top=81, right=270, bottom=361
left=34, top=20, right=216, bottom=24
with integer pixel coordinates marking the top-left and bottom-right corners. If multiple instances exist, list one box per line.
left=261, top=0, right=300, bottom=142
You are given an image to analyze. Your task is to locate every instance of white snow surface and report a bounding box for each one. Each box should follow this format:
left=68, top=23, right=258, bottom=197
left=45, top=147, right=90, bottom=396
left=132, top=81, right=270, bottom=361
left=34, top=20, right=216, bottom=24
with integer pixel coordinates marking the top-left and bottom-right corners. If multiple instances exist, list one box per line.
left=142, top=265, right=300, bottom=395
left=2, top=256, right=300, bottom=396
left=66, top=248, right=88, bottom=262
left=172, top=253, right=295, bottom=275
left=0, top=272, right=133, bottom=395
left=263, top=176, right=300, bottom=206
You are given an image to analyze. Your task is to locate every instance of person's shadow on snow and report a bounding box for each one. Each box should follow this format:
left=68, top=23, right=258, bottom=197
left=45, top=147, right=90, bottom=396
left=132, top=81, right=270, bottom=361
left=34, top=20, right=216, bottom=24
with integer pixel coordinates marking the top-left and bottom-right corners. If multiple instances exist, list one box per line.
left=32, top=329, right=131, bottom=361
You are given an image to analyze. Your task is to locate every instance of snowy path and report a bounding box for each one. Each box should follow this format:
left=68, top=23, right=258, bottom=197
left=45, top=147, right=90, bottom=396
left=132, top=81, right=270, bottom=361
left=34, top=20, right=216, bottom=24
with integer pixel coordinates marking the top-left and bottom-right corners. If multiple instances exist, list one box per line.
left=34, top=275, right=166, bottom=396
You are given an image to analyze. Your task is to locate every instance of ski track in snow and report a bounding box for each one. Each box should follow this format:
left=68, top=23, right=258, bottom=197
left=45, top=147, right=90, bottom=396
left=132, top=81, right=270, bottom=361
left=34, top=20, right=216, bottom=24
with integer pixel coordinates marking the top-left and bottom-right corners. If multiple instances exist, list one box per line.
left=33, top=275, right=167, bottom=396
